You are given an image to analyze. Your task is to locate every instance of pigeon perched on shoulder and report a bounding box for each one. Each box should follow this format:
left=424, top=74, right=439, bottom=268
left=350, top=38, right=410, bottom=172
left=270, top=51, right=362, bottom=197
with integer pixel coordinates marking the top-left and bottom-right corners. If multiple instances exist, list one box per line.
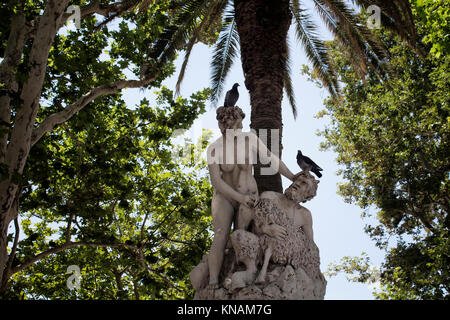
left=296, top=150, right=323, bottom=178
left=224, top=83, right=239, bottom=107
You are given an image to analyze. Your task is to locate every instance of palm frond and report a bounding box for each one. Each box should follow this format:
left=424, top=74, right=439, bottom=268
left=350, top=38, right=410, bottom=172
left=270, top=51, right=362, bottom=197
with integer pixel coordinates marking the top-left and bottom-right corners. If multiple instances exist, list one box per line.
left=311, top=0, right=390, bottom=80
left=210, top=7, right=240, bottom=107
left=291, top=1, right=339, bottom=97
left=283, top=35, right=297, bottom=119
left=149, top=0, right=210, bottom=68
left=354, top=0, right=416, bottom=38
left=351, top=0, right=425, bottom=57
left=323, top=0, right=389, bottom=58
left=175, top=0, right=228, bottom=95
left=175, top=34, right=198, bottom=96
left=312, top=0, right=365, bottom=79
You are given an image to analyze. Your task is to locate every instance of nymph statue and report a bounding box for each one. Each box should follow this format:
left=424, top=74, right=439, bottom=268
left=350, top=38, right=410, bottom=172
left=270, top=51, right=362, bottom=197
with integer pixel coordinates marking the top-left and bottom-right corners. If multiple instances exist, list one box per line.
left=190, top=106, right=326, bottom=300
left=205, top=106, right=296, bottom=289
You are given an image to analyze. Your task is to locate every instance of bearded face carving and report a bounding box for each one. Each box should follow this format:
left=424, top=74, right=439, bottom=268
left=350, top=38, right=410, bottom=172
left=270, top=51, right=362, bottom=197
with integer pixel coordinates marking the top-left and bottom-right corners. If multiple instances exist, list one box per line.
left=284, top=172, right=319, bottom=203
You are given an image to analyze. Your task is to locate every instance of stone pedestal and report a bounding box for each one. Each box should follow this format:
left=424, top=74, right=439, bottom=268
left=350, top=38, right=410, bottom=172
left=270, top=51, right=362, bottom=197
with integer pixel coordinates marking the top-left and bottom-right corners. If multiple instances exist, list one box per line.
left=190, top=196, right=327, bottom=300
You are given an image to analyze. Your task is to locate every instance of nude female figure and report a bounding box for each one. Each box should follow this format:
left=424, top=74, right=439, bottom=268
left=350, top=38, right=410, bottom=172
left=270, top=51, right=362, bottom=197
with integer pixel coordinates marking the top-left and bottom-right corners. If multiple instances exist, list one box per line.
left=206, top=106, right=296, bottom=288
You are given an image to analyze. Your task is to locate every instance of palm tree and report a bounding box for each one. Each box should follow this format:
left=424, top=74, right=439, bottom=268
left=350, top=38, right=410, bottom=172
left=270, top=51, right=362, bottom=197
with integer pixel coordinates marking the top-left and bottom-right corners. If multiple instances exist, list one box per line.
left=146, top=0, right=422, bottom=193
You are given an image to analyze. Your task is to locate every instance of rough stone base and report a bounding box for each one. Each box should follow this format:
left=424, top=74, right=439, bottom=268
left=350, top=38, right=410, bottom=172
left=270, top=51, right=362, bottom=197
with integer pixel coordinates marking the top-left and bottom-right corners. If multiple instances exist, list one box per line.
left=192, top=248, right=326, bottom=300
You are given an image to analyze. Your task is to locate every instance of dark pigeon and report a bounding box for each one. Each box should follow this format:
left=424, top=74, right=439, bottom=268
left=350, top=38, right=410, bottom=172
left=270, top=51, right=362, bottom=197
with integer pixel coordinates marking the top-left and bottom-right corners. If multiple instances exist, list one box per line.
left=224, top=83, right=239, bottom=107
left=297, top=150, right=323, bottom=178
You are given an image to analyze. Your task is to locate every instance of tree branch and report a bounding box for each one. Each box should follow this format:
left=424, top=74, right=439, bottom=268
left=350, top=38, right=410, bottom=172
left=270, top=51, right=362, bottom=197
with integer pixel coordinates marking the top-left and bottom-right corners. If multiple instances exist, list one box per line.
left=58, top=1, right=123, bottom=28
left=113, top=267, right=124, bottom=292
left=160, top=232, right=194, bottom=245
left=3, top=0, right=69, bottom=197
left=65, top=211, right=74, bottom=243
left=0, top=14, right=27, bottom=92
left=11, top=241, right=139, bottom=275
left=135, top=249, right=185, bottom=295
left=132, top=276, right=140, bottom=300
left=149, top=270, right=185, bottom=294
left=1, top=218, right=20, bottom=290
left=407, top=208, right=436, bottom=234
left=140, top=209, right=150, bottom=242
left=1, top=185, right=22, bottom=290
left=31, top=76, right=155, bottom=146
left=0, top=14, right=28, bottom=162
left=58, top=1, right=143, bottom=31
left=147, top=206, right=179, bottom=240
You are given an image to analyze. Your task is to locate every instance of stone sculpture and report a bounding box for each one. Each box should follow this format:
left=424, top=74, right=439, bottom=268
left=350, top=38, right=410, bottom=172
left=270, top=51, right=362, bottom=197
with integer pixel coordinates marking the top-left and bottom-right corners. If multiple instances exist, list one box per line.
left=190, top=106, right=326, bottom=300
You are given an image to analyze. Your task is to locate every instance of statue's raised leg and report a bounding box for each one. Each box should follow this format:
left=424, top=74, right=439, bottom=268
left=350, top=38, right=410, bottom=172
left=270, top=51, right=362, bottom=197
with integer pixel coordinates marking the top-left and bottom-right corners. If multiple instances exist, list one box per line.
left=255, top=244, right=272, bottom=284
left=229, top=229, right=260, bottom=289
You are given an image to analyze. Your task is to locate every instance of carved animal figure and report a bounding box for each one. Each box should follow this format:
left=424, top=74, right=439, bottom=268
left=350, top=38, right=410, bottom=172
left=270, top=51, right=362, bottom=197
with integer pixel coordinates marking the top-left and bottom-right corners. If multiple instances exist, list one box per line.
left=252, top=198, right=320, bottom=283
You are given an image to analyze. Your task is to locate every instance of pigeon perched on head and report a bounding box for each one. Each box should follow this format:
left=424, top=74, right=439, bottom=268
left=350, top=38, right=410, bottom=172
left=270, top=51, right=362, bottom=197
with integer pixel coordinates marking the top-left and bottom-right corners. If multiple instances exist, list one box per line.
left=224, top=83, right=239, bottom=107
left=297, top=150, right=323, bottom=178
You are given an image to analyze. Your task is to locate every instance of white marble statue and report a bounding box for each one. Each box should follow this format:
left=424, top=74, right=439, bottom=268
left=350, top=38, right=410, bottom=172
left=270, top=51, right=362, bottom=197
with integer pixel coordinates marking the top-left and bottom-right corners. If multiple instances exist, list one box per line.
left=190, top=106, right=326, bottom=300
left=205, top=106, right=297, bottom=290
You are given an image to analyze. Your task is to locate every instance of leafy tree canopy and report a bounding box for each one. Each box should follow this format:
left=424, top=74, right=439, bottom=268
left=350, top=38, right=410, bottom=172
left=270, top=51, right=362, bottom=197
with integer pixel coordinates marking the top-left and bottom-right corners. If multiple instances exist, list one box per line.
left=1, top=0, right=213, bottom=299
left=414, top=0, right=449, bottom=58
left=6, top=87, right=213, bottom=299
left=310, top=0, right=449, bottom=299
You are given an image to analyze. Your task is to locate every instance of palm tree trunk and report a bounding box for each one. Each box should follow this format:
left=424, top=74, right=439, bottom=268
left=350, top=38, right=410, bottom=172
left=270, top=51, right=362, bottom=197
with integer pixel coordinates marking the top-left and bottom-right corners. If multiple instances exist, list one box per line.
left=234, top=0, right=291, bottom=193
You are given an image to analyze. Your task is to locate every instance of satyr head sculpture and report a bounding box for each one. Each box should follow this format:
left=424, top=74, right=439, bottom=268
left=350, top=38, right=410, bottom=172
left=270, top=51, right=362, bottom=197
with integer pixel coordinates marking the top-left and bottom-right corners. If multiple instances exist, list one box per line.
left=216, top=106, right=245, bottom=135
left=284, top=171, right=319, bottom=203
